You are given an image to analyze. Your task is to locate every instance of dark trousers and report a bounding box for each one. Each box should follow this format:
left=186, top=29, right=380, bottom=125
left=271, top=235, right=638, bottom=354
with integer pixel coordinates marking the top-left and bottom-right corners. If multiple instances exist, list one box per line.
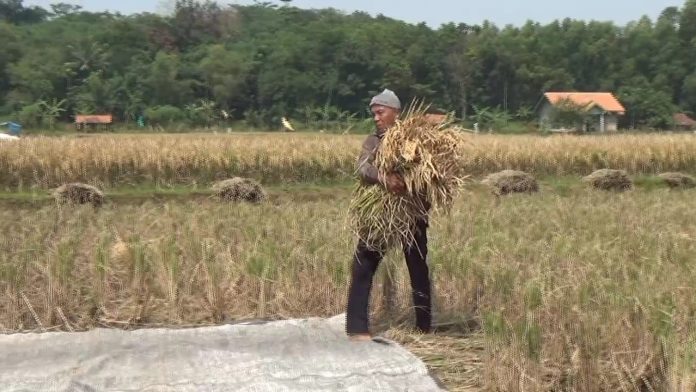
left=345, top=219, right=431, bottom=334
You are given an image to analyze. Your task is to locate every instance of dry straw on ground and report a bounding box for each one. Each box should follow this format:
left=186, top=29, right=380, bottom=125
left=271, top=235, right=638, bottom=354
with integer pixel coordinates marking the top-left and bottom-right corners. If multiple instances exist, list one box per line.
left=481, top=170, right=539, bottom=196
left=52, top=183, right=104, bottom=207
left=658, top=172, right=696, bottom=189
left=349, top=102, right=468, bottom=250
left=110, top=236, right=131, bottom=264
left=212, top=177, right=266, bottom=203
left=2, top=188, right=696, bottom=390
left=583, top=169, right=633, bottom=192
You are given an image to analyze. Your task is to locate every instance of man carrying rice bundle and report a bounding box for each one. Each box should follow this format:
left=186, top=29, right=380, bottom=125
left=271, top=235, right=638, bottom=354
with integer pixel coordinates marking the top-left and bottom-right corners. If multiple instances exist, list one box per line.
left=346, top=89, right=466, bottom=341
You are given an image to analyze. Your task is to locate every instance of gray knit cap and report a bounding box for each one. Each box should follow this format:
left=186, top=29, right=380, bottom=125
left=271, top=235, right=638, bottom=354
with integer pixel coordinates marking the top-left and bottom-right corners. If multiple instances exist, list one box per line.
left=369, top=89, right=401, bottom=110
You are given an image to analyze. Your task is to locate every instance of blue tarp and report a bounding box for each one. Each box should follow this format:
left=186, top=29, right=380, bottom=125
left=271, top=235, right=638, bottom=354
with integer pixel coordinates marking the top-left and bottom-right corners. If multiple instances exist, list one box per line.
left=0, top=121, right=22, bottom=135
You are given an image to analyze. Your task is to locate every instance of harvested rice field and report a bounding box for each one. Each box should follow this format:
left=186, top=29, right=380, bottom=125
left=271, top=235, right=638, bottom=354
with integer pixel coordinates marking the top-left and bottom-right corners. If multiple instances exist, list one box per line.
left=2, top=132, right=696, bottom=390
left=1, top=178, right=695, bottom=391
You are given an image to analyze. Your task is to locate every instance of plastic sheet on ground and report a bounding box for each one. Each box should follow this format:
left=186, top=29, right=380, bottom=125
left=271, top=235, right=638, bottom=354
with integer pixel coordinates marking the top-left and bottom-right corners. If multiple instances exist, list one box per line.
left=0, top=314, right=445, bottom=391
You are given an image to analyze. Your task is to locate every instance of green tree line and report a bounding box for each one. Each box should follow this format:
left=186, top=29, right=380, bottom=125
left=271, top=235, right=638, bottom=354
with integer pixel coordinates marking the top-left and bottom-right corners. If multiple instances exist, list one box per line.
left=1, top=0, right=696, bottom=130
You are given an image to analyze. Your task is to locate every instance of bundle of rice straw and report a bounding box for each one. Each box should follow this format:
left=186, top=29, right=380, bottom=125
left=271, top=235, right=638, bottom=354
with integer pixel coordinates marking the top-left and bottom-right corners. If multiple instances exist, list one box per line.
left=52, top=182, right=105, bottom=207
left=582, top=169, right=633, bottom=192
left=658, top=172, right=696, bottom=189
left=349, top=100, right=468, bottom=251
left=481, top=170, right=539, bottom=196
left=212, top=177, right=266, bottom=203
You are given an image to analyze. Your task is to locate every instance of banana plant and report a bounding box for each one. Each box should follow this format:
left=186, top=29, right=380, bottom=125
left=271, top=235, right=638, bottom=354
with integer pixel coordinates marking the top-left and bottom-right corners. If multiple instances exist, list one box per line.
left=185, top=99, right=218, bottom=127
left=38, top=98, right=67, bottom=129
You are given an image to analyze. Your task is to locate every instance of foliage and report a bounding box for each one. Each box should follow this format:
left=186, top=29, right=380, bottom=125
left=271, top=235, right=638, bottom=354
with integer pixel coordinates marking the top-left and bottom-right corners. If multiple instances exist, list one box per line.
left=184, top=99, right=217, bottom=127
left=38, top=98, right=66, bottom=129
left=16, top=101, right=43, bottom=127
left=144, top=105, right=185, bottom=126
left=1, top=0, right=696, bottom=129
left=548, top=97, right=588, bottom=129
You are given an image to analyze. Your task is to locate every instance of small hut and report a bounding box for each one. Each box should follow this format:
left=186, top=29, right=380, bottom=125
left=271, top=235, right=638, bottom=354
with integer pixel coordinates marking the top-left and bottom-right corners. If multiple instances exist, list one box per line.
left=673, top=113, right=696, bottom=131
left=75, top=114, right=113, bottom=132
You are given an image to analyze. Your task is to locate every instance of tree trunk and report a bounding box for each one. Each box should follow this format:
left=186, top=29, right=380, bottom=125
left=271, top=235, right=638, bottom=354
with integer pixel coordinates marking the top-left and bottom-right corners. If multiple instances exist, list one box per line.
left=460, top=82, right=468, bottom=121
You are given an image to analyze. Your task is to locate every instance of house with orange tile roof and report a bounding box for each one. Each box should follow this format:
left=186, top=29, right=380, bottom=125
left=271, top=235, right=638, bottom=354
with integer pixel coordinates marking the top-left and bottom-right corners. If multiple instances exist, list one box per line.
left=538, top=92, right=626, bottom=132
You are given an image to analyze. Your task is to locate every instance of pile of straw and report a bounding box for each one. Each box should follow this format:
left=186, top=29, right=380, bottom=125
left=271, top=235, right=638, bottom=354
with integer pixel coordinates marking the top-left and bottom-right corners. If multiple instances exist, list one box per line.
left=349, top=102, right=467, bottom=250
left=52, top=183, right=105, bottom=207
left=212, top=177, right=266, bottom=203
left=583, top=169, right=633, bottom=192
left=481, top=170, right=539, bottom=196
left=658, top=172, right=696, bottom=189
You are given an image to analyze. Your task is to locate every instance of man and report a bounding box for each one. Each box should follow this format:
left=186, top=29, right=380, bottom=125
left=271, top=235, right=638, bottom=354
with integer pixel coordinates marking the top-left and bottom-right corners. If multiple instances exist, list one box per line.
left=345, top=89, right=432, bottom=341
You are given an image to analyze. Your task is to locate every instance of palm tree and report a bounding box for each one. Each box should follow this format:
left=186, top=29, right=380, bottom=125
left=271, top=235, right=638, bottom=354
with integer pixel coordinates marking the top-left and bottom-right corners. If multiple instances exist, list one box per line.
left=64, top=41, right=110, bottom=82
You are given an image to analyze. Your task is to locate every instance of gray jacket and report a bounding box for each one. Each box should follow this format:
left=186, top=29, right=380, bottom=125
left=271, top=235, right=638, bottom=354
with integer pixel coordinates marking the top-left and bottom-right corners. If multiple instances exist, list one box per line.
left=356, top=132, right=384, bottom=187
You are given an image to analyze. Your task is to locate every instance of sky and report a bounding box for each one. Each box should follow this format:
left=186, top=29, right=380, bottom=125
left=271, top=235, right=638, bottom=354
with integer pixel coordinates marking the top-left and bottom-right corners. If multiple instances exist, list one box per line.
left=24, top=0, right=684, bottom=27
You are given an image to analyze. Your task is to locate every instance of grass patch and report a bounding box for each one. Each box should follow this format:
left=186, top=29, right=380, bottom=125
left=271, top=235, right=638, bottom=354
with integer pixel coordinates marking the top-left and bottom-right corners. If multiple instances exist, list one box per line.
left=0, top=182, right=355, bottom=206
left=540, top=175, right=584, bottom=196
left=634, top=175, right=670, bottom=190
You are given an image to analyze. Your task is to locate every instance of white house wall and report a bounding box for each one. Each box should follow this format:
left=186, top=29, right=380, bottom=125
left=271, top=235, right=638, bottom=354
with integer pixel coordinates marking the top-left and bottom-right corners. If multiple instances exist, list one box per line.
left=538, top=103, right=554, bottom=127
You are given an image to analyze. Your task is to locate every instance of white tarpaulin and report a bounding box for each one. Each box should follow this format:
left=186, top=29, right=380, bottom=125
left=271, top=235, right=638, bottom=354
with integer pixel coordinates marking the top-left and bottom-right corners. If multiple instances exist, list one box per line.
left=0, top=133, right=19, bottom=141
left=0, top=314, right=444, bottom=391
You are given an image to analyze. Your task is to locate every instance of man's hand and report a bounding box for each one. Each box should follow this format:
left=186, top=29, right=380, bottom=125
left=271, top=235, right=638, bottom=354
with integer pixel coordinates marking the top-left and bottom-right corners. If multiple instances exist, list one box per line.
left=385, top=173, right=407, bottom=194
